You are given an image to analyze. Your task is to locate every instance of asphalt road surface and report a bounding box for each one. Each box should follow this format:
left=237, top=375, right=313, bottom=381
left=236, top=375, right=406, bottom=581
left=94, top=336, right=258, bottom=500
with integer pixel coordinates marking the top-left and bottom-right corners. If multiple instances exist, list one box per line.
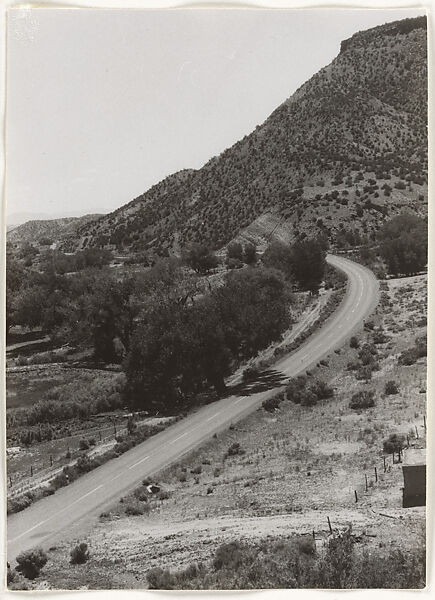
left=7, top=254, right=379, bottom=563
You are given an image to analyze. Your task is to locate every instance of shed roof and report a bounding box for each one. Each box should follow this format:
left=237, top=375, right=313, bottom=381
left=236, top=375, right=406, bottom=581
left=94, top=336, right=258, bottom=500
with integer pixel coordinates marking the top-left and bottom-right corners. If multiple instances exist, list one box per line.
left=403, top=448, right=426, bottom=467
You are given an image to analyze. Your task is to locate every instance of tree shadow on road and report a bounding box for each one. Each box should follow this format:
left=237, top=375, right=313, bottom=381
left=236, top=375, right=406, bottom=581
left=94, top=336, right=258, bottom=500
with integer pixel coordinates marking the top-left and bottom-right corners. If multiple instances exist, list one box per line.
left=229, top=369, right=288, bottom=397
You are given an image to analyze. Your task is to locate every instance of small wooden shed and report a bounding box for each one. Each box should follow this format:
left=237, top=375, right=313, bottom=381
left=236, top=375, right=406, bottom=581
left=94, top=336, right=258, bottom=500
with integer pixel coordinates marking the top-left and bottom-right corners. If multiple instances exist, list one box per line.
left=402, top=448, right=426, bottom=508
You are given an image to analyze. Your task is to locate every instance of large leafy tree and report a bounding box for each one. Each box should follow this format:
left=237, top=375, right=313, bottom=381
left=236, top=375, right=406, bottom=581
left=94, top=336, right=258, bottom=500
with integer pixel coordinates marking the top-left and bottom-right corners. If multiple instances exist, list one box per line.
left=290, top=238, right=327, bottom=293
left=262, top=237, right=327, bottom=292
left=56, top=271, right=137, bottom=362
left=125, top=265, right=292, bottom=412
left=378, top=214, right=427, bottom=275
left=215, top=267, right=292, bottom=359
left=262, top=241, right=294, bottom=279
left=182, top=243, right=219, bottom=275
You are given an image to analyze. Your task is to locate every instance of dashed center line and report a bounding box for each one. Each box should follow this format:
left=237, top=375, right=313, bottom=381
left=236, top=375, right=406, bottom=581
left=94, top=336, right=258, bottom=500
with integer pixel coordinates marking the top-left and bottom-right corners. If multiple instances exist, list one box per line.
left=10, top=484, right=104, bottom=543
left=169, top=431, right=189, bottom=444
left=128, top=455, right=151, bottom=470
left=206, top=411, right=222, bottom=421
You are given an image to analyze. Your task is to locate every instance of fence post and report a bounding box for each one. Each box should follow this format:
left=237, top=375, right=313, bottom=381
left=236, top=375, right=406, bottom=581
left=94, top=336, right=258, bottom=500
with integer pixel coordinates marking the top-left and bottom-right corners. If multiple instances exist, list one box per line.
left=415, top=426, right=419, bottom=439
left=374, top=467, right=378, bottom=483
left=423, top=416, right=426, bottom=432
left=354, top=490, right=358, bottom=503
left=327, top=516, right=333, bottom=535
left=383, top=456, right=386, bottom=472
left=30, top=465, right=33, bottom=477
left=365, top=474, right=368, bottom=492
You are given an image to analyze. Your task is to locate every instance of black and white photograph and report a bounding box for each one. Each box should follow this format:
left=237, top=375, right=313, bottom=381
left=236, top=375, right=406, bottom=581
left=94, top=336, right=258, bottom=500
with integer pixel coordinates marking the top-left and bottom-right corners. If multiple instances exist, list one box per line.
left=3, top=4, right=428, bottom=592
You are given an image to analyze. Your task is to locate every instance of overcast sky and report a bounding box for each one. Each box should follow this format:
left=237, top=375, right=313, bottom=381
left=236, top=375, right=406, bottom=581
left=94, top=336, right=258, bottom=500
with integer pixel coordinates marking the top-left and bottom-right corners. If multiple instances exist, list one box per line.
left=6, top=7, right=425, bottom=220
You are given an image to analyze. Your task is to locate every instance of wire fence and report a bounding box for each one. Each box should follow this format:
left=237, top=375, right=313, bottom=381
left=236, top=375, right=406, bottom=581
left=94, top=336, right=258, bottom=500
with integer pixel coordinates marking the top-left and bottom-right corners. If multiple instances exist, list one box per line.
left=7, top=426, right=126, bottom=499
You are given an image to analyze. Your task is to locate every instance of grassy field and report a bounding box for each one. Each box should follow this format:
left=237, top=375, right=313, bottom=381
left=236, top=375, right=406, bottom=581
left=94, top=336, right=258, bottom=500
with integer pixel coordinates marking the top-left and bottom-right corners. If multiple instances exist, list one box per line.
left=21, top=273, right=426, bottom=590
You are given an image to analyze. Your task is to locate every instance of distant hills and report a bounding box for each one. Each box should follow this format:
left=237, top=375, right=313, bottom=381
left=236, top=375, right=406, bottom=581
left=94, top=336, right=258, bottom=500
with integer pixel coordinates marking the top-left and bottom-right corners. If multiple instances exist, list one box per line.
left=60, top=16, right=427, bottom=255
left=7, top=214, right=103, bottom=246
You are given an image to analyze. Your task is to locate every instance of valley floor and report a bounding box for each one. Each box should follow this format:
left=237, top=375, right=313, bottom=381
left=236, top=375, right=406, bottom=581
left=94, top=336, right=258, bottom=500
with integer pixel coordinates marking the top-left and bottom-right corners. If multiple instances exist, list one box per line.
left=12, top=273, right=427, bottom=590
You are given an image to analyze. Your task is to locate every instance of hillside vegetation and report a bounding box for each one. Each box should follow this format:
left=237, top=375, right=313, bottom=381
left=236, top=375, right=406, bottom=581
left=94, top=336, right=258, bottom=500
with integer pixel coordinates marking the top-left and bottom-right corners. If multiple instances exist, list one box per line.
left=62, top=16, right=427, bottom=256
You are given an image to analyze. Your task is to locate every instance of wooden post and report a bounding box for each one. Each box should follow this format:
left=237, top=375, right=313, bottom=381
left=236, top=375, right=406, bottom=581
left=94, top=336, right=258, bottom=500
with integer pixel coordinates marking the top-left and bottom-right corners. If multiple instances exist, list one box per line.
left=354, top=490, right=358, bottom=503
left=312, top=530, right=315, bottom=540
left=327, top=516, right=333, bottom=535
left=423, top=416, right=426, bottom=431
left=30, top=465, right=33, bottom=477
left=365, top=474, right=368, bottom=492
left=415, top=426, right=419, bottom=439
left=383, top=456, right=386, bottom=472
left=374, top=467, right=378, bottom=483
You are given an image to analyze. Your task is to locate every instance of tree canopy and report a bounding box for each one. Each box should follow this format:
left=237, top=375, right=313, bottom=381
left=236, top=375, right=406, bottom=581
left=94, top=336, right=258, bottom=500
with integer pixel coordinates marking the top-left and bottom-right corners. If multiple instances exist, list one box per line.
left=262, top=237, right=327, bottom=292
left=378, top=214, right=427, bottom=275
left=124, top=265, right=292, bottom=412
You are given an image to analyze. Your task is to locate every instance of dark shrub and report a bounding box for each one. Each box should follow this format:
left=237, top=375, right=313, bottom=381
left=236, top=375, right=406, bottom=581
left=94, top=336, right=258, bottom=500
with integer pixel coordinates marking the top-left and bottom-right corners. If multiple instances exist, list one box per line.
left=385, top=380, right=399, bottom=395
left=350, top=390, right=375, bottom=410
left=358, top=343, right=377, bottom=365
left=225, top=442, right=245, bottom=458
left=399, top=337, right=427, bottom=365
left=262, top=394, right=282, bottom=413
left=296, top=536, right=316, bottom=556
left=372, top=330, right=388, bottom=344
left=147, top=567, right=176, bottom=589
left=7, top=494, right=32, bottom=515
left=285, top=376, right=308, bottom=403
left=78, top=438, right=90, bottom=451
left=75, top=455, right=93, bottom=474
left=70, top=542, right=90, bottom=565
left=349, top=335, right=359, bottom=348
left=311, top=380, right=334, bottom=400
left=16, top=548, right=48, bottom=579
left=213, top=541, right=246, bottom=571
left=125, top=501, right=145, bottom=516
left=355, top=365, right=373, bottom=381
left=300, top=390, right=318, bottom=407
left=383, top=433, right=405, bottom=454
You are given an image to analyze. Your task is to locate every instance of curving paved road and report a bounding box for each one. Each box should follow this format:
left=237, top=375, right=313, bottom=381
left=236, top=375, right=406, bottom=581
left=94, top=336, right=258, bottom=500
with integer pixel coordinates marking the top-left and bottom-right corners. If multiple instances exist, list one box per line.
left=6, top=255, right=379, bottom=563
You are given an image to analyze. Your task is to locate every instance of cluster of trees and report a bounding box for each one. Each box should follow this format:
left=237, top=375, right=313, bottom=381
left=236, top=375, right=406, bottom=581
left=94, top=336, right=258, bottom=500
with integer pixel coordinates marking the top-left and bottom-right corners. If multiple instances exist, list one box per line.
left=6, top=249, right=136, bottom=361
left=378, top=214, right=427, bottom=275
left=226, top=241, right=257, bottom=268
left=8, top=245, right=293, bottom=414
left=39, top=247, right=113, bottom=274
left=125, top=265, right=292, bottom=411
left=262, top=237, right=328, bottom=292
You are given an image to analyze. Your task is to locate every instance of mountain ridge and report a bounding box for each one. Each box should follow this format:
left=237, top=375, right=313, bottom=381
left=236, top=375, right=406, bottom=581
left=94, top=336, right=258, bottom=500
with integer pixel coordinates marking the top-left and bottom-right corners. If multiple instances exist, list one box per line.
left=61, top=15, right=427, bottom=256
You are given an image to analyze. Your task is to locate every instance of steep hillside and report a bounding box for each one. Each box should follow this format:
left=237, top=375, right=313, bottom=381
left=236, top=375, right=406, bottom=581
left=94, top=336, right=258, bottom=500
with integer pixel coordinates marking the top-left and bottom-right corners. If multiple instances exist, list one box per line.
left=64, top=16, right=427, bottom=255
left=7, top=214, right=103, bottom=246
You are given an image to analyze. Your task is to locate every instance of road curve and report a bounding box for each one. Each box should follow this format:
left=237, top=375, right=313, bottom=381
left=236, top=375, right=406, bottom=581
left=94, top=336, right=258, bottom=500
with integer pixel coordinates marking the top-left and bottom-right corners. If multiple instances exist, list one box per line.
left=7, top=255, right=379, bottom=563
